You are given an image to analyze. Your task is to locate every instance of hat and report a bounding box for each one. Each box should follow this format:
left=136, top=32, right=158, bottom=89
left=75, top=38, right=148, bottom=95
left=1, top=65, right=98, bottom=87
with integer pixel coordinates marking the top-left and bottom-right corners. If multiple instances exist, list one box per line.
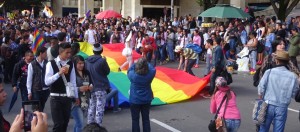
left=174, top=45, right=182, bottom=53
left=93, top=43, right=103, bottom=52
left=215, top=77, right=227, bottom=87
left=274, top=51, right=289, bottom=61
left=276, top=20, right=282, bottom=24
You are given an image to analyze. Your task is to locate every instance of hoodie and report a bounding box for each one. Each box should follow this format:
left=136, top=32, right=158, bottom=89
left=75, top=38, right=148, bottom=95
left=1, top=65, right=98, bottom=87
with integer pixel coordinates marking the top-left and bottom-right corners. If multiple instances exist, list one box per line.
left=85, top=55, right=110, bottom=92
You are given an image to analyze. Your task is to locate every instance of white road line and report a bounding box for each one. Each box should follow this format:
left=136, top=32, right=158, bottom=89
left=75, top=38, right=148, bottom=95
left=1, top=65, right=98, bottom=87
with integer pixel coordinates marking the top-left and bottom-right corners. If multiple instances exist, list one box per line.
left=288, top=108, right=299, bottom=113
left=250, top=101, right=299, bottom=113
left=150, top=118, right=182, bottom=132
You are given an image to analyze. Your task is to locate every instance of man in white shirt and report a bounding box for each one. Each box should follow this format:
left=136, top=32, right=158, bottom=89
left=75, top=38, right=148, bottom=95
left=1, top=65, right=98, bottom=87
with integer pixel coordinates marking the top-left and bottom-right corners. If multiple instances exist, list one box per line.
left=27, top=46, right=49, bottom=112
left=45, top=43, right=79, bottom=132
left=85, top=23, right=97, bottom=45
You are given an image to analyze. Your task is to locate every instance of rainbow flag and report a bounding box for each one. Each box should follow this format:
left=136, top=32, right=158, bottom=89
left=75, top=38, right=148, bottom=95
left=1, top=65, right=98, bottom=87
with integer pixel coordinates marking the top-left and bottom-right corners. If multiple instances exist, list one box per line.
left=31, top=29, right=45, bottom=55
left=0, top=16, right=5, bottom=23
left=78, top=42, right=211, bottom=105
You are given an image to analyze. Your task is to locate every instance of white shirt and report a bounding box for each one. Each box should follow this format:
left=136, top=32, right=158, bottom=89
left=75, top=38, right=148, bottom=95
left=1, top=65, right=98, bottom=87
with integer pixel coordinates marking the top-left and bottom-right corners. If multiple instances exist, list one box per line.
left=27, top=59, right=49, bottom=94
left=85, top=29, right=97, bottom=44
left=47, top=48, right=54, bottom=61
left=207, top=48, right=212, bottom=55
left=45, top=56, right=78, bottom=98
left=179, top=36, right=190, bottom=47
left=136, top=37, right=143, bottom=48
left=51, top=30, right=61, bottom=37
left=203, top=33, right=210, bottom=44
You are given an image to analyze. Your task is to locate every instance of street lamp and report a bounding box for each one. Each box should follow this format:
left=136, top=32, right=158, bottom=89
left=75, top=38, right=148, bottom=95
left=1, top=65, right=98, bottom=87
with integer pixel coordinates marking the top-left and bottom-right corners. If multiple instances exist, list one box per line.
left=171, top=0, right=174, bottom=20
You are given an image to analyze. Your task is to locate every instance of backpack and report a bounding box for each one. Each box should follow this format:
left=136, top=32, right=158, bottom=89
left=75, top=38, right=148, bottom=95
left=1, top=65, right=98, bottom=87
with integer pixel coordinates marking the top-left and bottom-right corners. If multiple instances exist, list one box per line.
left=185, top=44, right=202, bottom=54
left=253, top=55, right=273, bottom=87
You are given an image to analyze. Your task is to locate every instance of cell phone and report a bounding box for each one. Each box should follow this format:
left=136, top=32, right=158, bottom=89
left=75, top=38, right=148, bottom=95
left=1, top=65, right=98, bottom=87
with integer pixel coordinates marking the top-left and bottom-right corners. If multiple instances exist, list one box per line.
left=22, top=101, right=40, bottom=132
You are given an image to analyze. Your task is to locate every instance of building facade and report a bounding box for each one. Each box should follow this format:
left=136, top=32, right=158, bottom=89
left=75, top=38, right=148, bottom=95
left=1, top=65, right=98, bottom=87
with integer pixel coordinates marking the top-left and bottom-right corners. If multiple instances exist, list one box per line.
left=51, top=0, right=271, bottom=18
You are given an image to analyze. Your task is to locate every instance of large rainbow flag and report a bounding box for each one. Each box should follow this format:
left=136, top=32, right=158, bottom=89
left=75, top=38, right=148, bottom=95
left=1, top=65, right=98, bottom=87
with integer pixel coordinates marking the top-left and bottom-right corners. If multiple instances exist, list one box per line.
left=78, top=42, right=210, bottom=105
left=31, top=29, right=45, bottom=55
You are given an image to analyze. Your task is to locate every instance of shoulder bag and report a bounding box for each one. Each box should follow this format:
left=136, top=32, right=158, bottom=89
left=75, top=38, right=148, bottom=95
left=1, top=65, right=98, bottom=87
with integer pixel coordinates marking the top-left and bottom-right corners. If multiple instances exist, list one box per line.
left=208, top=93, right=228, bottom=132
left=252, top=69, right=271, bottom=125
left=56, top=61, right=76, bottom=98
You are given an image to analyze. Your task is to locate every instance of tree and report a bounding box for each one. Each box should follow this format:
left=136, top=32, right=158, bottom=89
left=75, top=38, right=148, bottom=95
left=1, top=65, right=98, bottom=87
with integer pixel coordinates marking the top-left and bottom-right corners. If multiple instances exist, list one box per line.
left=196, top=0, right=219, bottom=22
left=4, top=0, right=47, bottom=11
left=271, top=0, right=300, bottom=21
left=196, top=0, right=219, bottom=11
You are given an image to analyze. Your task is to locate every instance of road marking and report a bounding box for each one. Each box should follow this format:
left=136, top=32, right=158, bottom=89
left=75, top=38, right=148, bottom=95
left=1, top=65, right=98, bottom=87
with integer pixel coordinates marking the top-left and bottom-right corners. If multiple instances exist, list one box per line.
left=250, top=102, right=299, bottom=113
left=150, top=118, right=181, bottom=132
left=288, top=108, right=299, bottom=113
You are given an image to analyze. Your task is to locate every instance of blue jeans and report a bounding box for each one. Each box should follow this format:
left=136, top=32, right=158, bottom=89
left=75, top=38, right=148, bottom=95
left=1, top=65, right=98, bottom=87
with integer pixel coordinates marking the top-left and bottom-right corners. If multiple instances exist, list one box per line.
left=146, top=52, right=153, bottom=62
left=130, top=103, right=151, bottom=132
left=205, top=54, right=212, bottom=75
left=225, top=119, right=241, bottom=132
left=71, top=106, right=84, bottom=132
left=196, top=53, right=200, bottom=65
left=259, top=104, right=288, bottom=132
left=166, top=43, right=175, bottom=61
left=159, top=45, right=166, bottom=62
left=249, top=50, right=257, bottom=69
left=229, top=39, right=236, bottom=50
left=153, top=49, right=160, bottom=67
left=106, top=89, right=119, bottom=111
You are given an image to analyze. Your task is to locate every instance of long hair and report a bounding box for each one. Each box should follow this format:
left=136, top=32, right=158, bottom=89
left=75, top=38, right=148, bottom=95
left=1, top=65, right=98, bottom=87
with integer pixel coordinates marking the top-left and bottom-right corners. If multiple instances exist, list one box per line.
left=135, top=58, right=149, bottom=75
left=271, top=38, right=284, bottom=53
left=72, top=55, right=88, bottom=77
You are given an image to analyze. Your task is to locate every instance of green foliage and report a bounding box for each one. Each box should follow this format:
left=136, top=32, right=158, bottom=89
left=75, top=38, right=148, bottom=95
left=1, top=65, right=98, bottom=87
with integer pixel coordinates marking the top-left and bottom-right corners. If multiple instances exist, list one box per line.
left=270, top=0, right=300, bottom=21
left=5, top=0, right=47, bottom=10
left=196, top=0, right=204, bottom=6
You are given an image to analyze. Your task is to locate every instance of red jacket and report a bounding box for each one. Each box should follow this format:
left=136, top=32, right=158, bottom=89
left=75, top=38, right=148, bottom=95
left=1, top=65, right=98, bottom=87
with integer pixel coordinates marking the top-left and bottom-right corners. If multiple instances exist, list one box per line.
left=142, top=37, right=157, bottom=50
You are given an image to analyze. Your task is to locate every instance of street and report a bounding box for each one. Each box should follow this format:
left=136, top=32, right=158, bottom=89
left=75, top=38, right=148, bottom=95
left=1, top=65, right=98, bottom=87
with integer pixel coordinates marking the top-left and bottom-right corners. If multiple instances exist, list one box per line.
left=2, top=61, right=300, bottom=132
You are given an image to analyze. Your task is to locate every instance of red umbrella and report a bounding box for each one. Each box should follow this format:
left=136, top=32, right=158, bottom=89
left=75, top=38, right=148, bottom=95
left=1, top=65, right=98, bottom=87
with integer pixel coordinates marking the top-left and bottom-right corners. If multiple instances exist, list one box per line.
left=96, top=10, right=122, bottom=19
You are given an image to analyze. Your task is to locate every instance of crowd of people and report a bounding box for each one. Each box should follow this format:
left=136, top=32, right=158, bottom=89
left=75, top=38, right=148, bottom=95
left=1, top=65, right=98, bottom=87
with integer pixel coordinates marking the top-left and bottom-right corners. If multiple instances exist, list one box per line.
left=0, top=9, right=299, bottom=132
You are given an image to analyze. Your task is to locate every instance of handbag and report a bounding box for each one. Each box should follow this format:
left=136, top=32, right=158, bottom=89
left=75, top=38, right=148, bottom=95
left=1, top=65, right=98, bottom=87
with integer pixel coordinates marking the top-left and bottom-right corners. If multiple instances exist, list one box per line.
left=208, top=94, right=228, bottom=132
left=56, top=61, right=76, bottom=98
left=252, top=70, right=271, bottom=125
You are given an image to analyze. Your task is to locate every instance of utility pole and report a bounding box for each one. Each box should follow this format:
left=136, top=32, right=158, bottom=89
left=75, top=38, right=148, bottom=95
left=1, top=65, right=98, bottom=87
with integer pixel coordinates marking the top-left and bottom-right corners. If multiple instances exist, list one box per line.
left=171, top=0, right=174, bottom=20
left=84, top=0, right=87, bottom=13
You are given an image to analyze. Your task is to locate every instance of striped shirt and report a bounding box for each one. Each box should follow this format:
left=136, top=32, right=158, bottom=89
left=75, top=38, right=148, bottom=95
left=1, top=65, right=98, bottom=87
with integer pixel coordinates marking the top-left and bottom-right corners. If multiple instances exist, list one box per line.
left=183, top=48, right=197, bottom=60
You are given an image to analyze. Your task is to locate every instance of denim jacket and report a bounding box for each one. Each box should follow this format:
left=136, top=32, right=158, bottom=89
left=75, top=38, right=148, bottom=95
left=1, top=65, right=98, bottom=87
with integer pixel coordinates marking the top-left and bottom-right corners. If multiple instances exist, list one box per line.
left=212, top=45, right=224, bottom=69
left=258, top=66, right=299, bottom=107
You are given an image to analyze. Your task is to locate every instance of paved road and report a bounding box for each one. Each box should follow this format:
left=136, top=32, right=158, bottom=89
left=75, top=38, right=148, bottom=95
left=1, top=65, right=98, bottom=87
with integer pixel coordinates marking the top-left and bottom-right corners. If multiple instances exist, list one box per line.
left=1, top=61, right=300, bottom=132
